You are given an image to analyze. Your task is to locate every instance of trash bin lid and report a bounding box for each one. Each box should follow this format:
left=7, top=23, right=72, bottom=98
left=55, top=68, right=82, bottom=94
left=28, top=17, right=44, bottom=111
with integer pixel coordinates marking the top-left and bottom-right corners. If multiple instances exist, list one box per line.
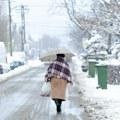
left=95, top=63, right=107, bottom=67
left=88, top=59, right=97, bottom=62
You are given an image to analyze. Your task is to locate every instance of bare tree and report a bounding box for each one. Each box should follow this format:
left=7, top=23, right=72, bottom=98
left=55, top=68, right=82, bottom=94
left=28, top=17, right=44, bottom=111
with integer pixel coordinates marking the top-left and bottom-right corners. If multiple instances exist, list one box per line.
left=12, top=24, right=21, bottom=51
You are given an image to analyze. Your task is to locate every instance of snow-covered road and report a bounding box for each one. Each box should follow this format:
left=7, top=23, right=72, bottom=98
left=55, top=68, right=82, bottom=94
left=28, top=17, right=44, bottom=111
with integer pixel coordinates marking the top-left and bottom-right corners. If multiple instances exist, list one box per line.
left=0, top=63, right=88, bottom=120
left=1, top=58, right=120, bottom=120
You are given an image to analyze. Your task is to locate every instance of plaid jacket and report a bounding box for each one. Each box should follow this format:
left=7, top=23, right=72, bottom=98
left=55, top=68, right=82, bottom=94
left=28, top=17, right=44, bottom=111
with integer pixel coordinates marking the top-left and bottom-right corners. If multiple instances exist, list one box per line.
left=45, top=57, right=72, bottom=83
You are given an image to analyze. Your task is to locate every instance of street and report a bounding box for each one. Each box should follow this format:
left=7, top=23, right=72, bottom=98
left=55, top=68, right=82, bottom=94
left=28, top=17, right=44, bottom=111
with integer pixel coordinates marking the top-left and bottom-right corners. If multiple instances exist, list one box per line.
left=0, top=65, right=88, bottom=120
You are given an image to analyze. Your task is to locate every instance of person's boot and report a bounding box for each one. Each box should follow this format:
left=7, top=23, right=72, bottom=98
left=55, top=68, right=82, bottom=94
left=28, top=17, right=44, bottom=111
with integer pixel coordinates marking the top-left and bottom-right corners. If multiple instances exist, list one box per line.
left=54, top=99, right=61, bottom=113
left=57, top=99, right=62, bottom=113
left=57, top=104, right=61, bottom=113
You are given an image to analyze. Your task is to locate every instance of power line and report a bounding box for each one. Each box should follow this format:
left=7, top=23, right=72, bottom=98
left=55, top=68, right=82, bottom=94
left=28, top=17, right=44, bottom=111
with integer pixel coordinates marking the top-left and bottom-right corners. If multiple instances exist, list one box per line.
left=28, top=25, right=68, bottom=28
left=14, top=22, right=70, bottom=28
left=11, top=16, right=68, bottom=22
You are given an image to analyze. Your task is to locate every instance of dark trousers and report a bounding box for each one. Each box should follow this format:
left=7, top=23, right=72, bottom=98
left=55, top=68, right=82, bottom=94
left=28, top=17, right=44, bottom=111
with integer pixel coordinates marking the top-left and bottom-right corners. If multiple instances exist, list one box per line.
left=54, top=99, right=62, bottom=106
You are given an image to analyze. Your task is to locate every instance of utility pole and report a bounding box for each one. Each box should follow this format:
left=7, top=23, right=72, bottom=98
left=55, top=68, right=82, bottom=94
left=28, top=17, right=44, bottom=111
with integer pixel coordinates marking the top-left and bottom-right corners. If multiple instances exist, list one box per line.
left=8, top=0, right=12, bottom=56
left=21, top=5, right=26, bottom=51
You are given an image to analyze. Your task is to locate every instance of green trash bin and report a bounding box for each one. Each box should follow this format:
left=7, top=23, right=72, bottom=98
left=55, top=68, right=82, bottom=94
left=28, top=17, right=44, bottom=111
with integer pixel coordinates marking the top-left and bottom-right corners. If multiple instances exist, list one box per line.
left=95, top=64, right=107, bottom=89
left=88, top=60, right=98, bottom=78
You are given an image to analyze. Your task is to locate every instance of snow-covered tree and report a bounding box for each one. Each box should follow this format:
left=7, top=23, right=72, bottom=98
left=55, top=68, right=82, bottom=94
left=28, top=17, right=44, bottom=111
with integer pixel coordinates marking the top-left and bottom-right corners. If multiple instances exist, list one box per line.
left=51, top=0, right=120, bottom=58
left=85, top=31, right=107, bottom=58
left=110, top=42, right=120, bottom=59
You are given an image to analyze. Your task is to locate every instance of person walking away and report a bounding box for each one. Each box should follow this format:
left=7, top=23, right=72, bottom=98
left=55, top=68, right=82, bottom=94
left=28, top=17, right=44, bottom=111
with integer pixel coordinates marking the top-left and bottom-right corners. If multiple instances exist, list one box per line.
left=45, top=54, right=73, bottom=113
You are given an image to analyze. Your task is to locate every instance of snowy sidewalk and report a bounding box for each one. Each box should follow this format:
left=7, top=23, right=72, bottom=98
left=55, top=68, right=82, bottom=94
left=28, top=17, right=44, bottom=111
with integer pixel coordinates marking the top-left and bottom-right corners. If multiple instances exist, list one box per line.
left=74, top=63, right=120, bottom=120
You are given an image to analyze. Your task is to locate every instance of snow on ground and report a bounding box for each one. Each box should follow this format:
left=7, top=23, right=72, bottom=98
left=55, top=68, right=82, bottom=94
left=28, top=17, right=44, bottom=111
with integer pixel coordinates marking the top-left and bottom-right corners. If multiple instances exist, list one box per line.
left=77, top=76, right=120, bottom=120
left=73, top=59, right=120, bottom=120
left=0, top=58, right=120, bottom=120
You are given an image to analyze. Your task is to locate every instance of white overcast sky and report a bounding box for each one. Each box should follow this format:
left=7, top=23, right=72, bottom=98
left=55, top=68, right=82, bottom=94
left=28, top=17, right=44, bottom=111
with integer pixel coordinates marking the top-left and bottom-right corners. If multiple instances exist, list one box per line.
left=10, top=0, right=70, bottom=40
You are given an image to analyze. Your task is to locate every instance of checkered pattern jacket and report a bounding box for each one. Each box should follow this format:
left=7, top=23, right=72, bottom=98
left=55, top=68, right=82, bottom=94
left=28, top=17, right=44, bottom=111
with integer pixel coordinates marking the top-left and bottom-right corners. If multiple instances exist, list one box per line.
left=45, top=57, right=72, bottom=83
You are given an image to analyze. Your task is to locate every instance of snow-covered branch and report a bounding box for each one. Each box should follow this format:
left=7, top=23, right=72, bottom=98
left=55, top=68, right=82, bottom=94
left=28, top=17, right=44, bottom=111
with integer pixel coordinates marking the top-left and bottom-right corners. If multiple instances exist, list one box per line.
left=63, top=0, right=91, bottom=35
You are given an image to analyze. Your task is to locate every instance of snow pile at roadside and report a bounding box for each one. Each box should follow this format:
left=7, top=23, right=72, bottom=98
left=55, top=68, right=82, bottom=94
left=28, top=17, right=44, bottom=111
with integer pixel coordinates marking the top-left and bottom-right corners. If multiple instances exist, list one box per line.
left=0, top=65, right=30, bottom=82
left=74, top=64, right=120, bottom=120
left=77, top=75, right=120, bottom=120
left=0, top=60, right=43, bottom=83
